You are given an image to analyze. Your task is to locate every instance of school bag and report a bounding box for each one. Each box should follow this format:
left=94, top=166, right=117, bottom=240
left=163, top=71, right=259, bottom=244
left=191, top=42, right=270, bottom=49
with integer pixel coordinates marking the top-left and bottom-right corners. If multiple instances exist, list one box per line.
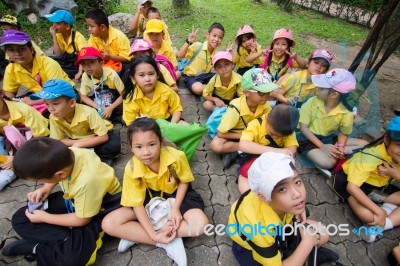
left=178, top=42, right=204, bottom=74
left=50, top=30, right=79, bottom=79
left=155, top=54, right=177, bottom=81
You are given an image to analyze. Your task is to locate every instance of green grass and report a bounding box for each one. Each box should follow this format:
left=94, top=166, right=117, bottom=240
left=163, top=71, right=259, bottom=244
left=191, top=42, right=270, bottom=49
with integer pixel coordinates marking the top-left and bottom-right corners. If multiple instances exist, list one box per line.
left=14, top=0, right=368, bottom=57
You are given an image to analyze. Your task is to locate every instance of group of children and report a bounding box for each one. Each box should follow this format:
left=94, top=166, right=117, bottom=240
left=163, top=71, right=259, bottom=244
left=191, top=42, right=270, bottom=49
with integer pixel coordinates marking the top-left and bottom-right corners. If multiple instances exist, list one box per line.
left=0, top=1, right=399, bottom=265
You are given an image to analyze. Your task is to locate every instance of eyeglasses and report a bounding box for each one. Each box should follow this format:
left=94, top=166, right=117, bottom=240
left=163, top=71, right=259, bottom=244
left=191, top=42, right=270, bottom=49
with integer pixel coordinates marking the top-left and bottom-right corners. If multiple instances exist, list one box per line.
left=248, top=89, right=269, bottom=97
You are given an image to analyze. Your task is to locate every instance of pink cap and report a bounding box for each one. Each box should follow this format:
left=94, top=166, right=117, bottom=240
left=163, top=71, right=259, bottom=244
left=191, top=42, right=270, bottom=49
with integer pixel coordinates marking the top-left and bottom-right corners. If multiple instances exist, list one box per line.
left=311, top=68, right=356, bottom=94
left=129, top=39, right=152, bottom=56
left=272, top=28, right=295, bottom=47
left=310, top=49, right=334, bottom=65
left=235, top=25, right=256, bottom=44
left=212, top=51, right=233, bottom=66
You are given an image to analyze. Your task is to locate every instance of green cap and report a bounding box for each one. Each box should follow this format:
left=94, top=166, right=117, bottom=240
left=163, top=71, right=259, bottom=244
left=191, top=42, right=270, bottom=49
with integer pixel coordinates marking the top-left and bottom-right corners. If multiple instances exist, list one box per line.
left=242, top=68, right=279, bottom=93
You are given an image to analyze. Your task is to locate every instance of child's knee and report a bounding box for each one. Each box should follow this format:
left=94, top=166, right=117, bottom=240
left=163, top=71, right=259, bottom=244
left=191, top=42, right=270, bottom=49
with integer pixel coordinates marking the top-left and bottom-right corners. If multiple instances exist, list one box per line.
left=203, top=100, right=214, bottom=111
left=191, top=82, right=204, bottom=95
left=101, top=214, right=117, bottom=233
left=238, top=175, right=250, bottom=194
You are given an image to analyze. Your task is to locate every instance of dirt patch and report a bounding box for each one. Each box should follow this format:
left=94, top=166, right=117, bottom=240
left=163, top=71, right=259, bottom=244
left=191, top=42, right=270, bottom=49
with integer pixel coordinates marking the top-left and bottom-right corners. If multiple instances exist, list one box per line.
left=304, top=35, right=400, bottom=139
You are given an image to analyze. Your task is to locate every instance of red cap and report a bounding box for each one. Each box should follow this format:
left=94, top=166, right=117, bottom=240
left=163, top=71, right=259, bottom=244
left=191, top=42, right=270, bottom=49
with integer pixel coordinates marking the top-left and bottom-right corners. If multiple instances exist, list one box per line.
left=74, top=47, right=103, bottom=66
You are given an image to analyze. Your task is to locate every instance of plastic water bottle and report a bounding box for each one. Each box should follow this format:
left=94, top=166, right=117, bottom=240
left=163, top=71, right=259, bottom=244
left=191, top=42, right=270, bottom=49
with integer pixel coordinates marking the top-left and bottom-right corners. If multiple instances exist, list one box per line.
left=0, top=137, right=7, bottom=155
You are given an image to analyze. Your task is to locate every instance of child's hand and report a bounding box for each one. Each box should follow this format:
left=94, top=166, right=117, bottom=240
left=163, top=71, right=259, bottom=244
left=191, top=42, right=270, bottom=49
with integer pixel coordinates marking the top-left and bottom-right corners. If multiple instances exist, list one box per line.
left=137, top=3, right=145, bottom=13
left=299, top=226, right=320, bottom=246
left=286, top=95, right=300, bottom=106
left=153, top=221, right=176, bottom=244
left=322, top=144, right=341, bottom=159
left=259, top=49, right=268, bottom=57
left=49, top=25, right=57, bottom=37
left=102, top=51, right=111, bottom=61
left=378, top=162, right=400, bottom=180
left=275, top=148, right=294, bottom=157
left=1, top=156, right=14, bottom=170
left=74, top=72, right=82, bottom=82
left=214, top=98, right=225, bottom=108
left=187, top=26, right=198, bottom=43
left=100, top=106, right=113, bottom=119
left=226, top=42, right=234, bottom=54
left=368, top=210, right=386, bottom=227
left=295, top=210, right=307, bottom=223
left=27, top=188, right=49, bottom=204
left=169, top=207, right=183, bottom=231
left=286, top=47, right=297, bottom=59
left=25, top=209, right=47, bottom=223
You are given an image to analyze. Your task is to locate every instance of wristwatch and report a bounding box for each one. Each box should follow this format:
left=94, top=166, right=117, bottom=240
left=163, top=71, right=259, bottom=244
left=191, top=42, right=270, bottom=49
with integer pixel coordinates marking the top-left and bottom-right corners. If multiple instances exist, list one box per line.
left=185, top=39, right=192, bottom=45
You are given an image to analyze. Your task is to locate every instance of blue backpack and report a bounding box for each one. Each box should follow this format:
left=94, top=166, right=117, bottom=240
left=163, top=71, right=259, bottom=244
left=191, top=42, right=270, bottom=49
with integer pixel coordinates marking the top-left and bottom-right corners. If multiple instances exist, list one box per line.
left=178, top=42, right=204, bottom=74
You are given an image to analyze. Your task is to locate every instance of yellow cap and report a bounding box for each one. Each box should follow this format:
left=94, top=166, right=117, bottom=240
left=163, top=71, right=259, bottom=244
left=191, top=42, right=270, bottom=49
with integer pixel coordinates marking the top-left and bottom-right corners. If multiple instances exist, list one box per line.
left=144, top=19, right=164, bottom=34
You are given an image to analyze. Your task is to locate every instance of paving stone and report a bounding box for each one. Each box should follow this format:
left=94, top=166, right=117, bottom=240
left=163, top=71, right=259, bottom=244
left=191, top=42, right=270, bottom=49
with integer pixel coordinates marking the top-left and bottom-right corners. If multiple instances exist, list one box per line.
left=98, top=234, right=120, bottom=255
left=323, top=204, right=359, bottom=243
left=0, top=238, right=26, bottom=264
left=186, top=245, right=219, bottom=265
left=112, top=154, right=132, bottom=181
left=191, top=161, right=208, bottom=176
left=381, top=226, right=400, bottom=240
left=0, top=185, right=34, bottom=204
left=95, top=249, right=132, bottom=265
left=0, top=202, right=24, bottom=220
left=209, top=175, right=229, bottom=206
left=308, top=173, right=337, bottom=204
left=226, top=176, right=240, bottom=205
left=0, top=218, right=13, bottom=242
left=342, top=203, right=363, bottom=229
left=366, top=238, right=396, bottom=266
left=9, top=177, right=37, bottom=188
left=183, top=114, right=200, bottom=123
left=217, top=243, right=239, bottom=266
left=324, top=242, right=352, bottom=266
left=302, top=175, right=318, bottom=205
left=207, top=152, right=224, bottom=176
left=213, top=205, right=231, bottom=245
left=343, top=241, right=373, bottom=265
left=197, top=188, right=212, bottom=207
left=128, top=247, right=173, bottom=266
left=191, top=150, right=207, bottom=163
left=192, top=174, right=210, bottom=191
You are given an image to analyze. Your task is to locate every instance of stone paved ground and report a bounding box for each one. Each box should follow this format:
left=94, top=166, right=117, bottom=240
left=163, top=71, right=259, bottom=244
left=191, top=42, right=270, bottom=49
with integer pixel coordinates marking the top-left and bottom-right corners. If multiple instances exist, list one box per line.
left=1, top=81, right=399, bottom=266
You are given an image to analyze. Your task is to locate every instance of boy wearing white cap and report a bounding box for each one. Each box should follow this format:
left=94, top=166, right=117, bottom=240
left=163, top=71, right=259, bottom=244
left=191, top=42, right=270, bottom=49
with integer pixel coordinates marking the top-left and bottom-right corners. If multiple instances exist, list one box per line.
left=202, top=51, right=243, bottom=111
left=298, top=68, right=368, bottom=171
left=228, top=152, right=330, bottom=265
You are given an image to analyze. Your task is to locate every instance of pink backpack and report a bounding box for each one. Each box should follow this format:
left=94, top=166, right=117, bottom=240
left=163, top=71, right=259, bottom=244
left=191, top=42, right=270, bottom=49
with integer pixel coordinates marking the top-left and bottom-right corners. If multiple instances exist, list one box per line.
left=3, top=125, right=32, bottom=152
left=155, top=54, right=177, bottom=81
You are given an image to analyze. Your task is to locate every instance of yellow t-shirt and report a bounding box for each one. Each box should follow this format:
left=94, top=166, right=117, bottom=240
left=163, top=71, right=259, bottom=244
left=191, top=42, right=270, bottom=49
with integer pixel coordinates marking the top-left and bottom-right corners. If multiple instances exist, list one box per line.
left=135, top=13, right=146, bottom=37
left=156, top=40, right=178, bottom=67
left=278, top=69, right=315, bottom=104
left=122, top=81, right=183, bottom=126
left=121, top=146, right=194, bottom=207
left=183, top=41, right=216, bottom=76
left=241, top=114, right=298, bottom=148
left=233, top=45, right=264, bottom=68
left=80, top=66, right=124, bottom=96
left=0, top=100, right=49, bottom=137
left=60, top=147, right=121, bottom=218
left=343, top=143, right=397, bottom=187
left=228, top=191, right=294, bottom=265
left=55, top=30, right=87, bottom=54
left=88, top=26, right=131, bottom=60
left=267, top=53, right=299, bottom=81
left=299, top=96, right=353, bottom=136
left=218, top=95, right=272, bottom=134
left=50, top=103, right=112, bottom=140
left=3, top=55, right=74, bottom=94
left=202, top=72, right=243, bottom=101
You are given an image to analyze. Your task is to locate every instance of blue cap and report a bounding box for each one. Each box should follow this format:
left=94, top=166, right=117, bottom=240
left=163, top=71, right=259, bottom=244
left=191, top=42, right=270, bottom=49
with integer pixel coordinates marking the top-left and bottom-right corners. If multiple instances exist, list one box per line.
left=30, top=79, right=77, bottom=100
left=45, top=10, right=74, bottom=25
left=387, top=116, right=400, bottom=141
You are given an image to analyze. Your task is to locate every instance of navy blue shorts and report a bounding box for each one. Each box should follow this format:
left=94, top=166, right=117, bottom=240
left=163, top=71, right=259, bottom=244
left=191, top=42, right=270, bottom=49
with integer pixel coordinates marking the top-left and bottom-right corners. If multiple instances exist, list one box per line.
left=183, top=72, right=215, bottom=90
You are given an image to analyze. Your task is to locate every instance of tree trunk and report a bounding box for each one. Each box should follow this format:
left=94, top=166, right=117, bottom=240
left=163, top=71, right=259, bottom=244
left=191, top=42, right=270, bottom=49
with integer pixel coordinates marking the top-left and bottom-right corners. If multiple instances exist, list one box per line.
left=172, top=0, right=190, bottom=7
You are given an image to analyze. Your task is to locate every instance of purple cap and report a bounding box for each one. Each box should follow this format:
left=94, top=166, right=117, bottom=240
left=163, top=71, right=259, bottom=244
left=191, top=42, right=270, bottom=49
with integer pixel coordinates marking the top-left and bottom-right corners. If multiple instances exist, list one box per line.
left=212, top=51, right=233, bottom=66
left=0, top=30, right=31, bottom=46
left=310, top=49, right=334, bottom=65
left=311, top=68, right=356, bottom=94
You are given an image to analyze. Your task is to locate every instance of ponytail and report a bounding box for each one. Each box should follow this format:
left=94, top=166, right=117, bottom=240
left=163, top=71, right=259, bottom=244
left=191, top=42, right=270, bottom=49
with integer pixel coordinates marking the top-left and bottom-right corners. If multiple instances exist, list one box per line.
left=122, top=62, right=136, bottom=101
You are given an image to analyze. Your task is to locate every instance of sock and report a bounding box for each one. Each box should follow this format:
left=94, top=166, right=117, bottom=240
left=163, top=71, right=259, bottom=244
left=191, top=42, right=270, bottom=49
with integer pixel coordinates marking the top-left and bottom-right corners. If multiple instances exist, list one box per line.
left=381, top=203, right=397, bottom=215
left=384, top=218, right=394, bottom=231
left=32, top=244, right=38, bottom=254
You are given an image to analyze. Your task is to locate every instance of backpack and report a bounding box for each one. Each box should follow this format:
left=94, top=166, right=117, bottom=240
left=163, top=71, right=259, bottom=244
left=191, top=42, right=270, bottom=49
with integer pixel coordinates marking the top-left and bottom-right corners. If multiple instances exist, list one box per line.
left=178, top=42, right=204, bottom=74
left=155, top=54, right=177, bottom=81
left=205, top=104, right=247, bottom=138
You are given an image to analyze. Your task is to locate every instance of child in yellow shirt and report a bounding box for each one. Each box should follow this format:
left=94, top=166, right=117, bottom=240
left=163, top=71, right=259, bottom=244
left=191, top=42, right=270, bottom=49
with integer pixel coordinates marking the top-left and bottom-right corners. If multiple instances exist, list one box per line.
left=130, top=0, right=153, bottom=37
left=143, top=7, right=172, bottom=46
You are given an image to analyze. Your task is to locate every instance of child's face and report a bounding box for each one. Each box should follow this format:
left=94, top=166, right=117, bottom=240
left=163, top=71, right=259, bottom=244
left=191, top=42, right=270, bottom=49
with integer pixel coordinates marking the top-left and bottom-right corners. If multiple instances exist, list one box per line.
left=132, top=62, right=158, bottom=95
left=4, top=44, right=34, bottom=66
left=148, top=32, right=163, bottom=45
left=214, top=59, right=234, bottom=79
left=206, top=28, right=224, bottom=50
left=52, top=22, right=70, bottom=34
left=85, top=18, right=102, bottom=37
left=266, top=122, right=284, bottom=139
left=130, top=130, right=161, bottom=167
left=45, top=97, right=75, bottom=119
left=1, top=24, right=18, bottom=32
left=269, top=174, right=306, bottom=216
left=316, top=87, right=331, bottom=101
left=386, top=139, right=400, bottom=163
left=241, top=36, right=255, bottom=51
left=80, top=59, right=103, bottom=78
left=244, top=90, right=269, bottom=106
left=307, top=58, right=329, bottom=75
left=273, top=38, right=289, bottom=57
left=147, top=12, right=161, bottom=20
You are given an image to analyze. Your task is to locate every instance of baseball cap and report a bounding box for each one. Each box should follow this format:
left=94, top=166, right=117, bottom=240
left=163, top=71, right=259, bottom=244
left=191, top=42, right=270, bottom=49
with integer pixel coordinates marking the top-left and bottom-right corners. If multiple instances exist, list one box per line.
left=74, top=47, right=103, bottom=66
left=212, top=51, right=233, bottom=66
left=0, top=30, right=31, bottom=46
left=310, top=49, right=333, bottom=65
left=235, top=25, right=256, bottom=44
left=30, top=79, right=77, bottom=100
left=144, top=19, right=164, bottom=34
left=248, top=152, right=296, bottom=201
left=45, top=10, right=75, bottom=25
left=137, top=0, right=153, bottom=5
left=387, top=116, right=400, bottom=141
left=129, top=38, right=153, bottom=56
left=311, top=68, right=356, bottom=94
left=242, top=68, right=279, bottom=93
left=0, top=15, right=20, bottom=27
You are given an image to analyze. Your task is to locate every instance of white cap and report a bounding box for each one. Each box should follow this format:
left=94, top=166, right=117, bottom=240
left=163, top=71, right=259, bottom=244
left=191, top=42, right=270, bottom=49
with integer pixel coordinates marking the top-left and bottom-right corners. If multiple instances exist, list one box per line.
left=248, top=152, right=295, bottom=201
left=137, top=0, right=153, bottom=5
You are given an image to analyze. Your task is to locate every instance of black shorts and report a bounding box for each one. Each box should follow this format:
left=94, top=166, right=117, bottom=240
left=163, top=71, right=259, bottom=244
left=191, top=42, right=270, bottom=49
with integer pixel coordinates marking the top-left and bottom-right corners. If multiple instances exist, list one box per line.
left=360, top=182, right=400, bottom=196
left=211, top=93, right=232, bottom=105
left=183, top=72, right=215, bottom=90
left=298, top=133, right=338, bottom=153
left=143, top=184, right=205, bottom=215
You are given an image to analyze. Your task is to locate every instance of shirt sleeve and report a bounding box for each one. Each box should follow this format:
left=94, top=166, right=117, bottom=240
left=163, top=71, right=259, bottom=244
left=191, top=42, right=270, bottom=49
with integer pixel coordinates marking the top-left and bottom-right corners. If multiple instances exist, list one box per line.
left=2, top=65, right=20, bottom=93
left=202, top=77, right=216, bottom=97
left=168, top=91, right=183, bottom=113
left=123, top=100, right=140, bottom=126
left=218, top=106, right=240, bottom=133
left=344, top=153, right=381, bottom=187
left=277, top=72, right=294, bottom=92
left=87, top=109, right=109, bottom=136
left=174, top=150, right=195, bottom=183
left=79, top=74, right=92, bottom=96
left=117, top=33, right=131, bottom=60
left=339, top=112, right=354, bottom=135
left=75, top=32, right=87, bottom=51
left=299, top=98, right=312, bottom=126
left=284, top=132, right=299, bottom=147
left=22, top=105, right=49, bottom=137
left=49, top=117, right=65, bottom=139
left=112, top=73, right=125, bottom=94
left=120, top=161, right=147, bottom=207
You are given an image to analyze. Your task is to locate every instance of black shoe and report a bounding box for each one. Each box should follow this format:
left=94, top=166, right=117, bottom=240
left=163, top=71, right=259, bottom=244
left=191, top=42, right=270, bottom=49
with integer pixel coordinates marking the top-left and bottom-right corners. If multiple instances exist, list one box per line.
left=223, top=152, right=239, bottom=169
left=2, top=239, right=35, bottom=256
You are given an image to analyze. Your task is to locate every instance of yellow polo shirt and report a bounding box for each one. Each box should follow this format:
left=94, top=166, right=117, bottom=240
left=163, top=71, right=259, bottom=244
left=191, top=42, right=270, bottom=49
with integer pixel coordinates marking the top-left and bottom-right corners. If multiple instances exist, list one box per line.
left=343, top=143, right=397, bottom=187
left=156, top=40, right=178, bottom=67
left=3, top=55, right=74, bottom=94
left=228, top=191, right=294, bottom=265
left=203, top=72, right=243, bottom=101
left=49, top=103, right=112, bottom=140
left=135, top=13, right=146, bottom=37
left=60, top=147, right=121, bottom=218
left=241, top=114, right=298, bottom=148
left=122, top=81, right=183, bottom=126
left=0, top=100, right=49, bottom=137
left=143, top=20, right=172, bottom=46
left=80, top=66, right=124, bottom=96
left=268, top=53, right=299, bottom=81
left=121, top=146, right=194, bottom=207
left=299, top=96, right=353, bottom=136
left=233, top=45, right=264, bottom=68
left=88, top=26, right=131, bottom=60
left=278, top=69, right=316, bottom=103
left=159, top=64, right=176, bottom=87
left=55, top=30, right=87, bottom=54
left=218, top=95, right=272, bottom=134
left=183, top=41, right=216, bottom=76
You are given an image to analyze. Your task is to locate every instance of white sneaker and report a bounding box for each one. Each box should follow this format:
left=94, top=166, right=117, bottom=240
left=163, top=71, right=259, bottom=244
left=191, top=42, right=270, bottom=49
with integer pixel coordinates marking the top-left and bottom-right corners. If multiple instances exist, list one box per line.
left=158, top=237, right=187, bottom=266
left=360, top=229, right=378, bottom=243
left=0, top=169, right=16, bottom=191
left=316, top=167, right=332, bottom=178
left=117, top=239, right=135, bottom=253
